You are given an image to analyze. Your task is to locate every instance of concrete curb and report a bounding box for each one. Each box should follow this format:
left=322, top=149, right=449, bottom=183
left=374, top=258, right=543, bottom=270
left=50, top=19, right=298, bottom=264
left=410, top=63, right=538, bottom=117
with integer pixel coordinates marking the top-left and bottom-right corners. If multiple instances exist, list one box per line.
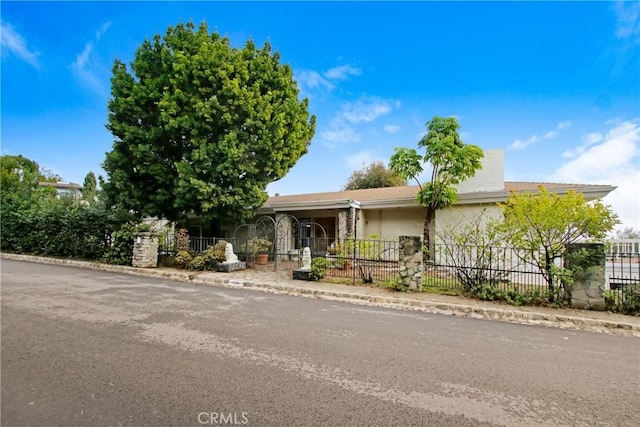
left=3, top=252, right=639, bottom=337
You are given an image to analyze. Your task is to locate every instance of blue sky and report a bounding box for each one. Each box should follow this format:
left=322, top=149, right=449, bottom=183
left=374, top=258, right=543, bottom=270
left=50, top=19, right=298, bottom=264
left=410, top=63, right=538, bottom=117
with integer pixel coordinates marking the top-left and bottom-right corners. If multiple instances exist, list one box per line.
left=2, top=1, right=639, bottom=229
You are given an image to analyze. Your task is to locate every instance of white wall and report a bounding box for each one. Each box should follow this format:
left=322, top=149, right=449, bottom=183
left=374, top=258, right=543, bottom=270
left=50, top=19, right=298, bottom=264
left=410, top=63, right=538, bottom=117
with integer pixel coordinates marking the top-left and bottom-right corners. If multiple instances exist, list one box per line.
left=455, top=149, right=504, bottom=194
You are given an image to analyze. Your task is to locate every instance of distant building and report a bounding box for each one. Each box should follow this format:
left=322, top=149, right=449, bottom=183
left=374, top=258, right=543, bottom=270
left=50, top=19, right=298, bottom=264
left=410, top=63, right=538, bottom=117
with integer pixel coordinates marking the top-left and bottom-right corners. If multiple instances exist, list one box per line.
left=38, top=181, right=83, bottom=199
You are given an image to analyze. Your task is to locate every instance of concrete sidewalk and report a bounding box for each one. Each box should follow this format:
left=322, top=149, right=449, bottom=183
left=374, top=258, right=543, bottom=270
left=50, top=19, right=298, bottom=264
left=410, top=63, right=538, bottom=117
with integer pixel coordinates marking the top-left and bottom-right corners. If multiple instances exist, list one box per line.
left=2, top=252, right=639, bottom=337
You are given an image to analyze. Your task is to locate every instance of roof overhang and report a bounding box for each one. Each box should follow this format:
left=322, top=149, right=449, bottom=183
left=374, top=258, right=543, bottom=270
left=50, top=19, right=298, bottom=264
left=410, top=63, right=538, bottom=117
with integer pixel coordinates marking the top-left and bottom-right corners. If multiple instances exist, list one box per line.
left=257, top=199, right=362, bottom=214
left=257, top=184, right=616, bottom=213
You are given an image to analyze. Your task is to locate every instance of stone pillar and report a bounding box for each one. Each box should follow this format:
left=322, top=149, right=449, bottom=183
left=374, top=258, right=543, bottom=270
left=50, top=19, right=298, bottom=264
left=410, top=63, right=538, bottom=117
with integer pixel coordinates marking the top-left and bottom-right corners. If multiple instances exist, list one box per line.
left=399, top=236, right=422, bottom=291
left=348, top=206, right=357, bottom=237
left=566, top=243, right=606, bottom=311
left=132, top=232, right=158, bottom=268
left=338, top=210, right=348, bottom=242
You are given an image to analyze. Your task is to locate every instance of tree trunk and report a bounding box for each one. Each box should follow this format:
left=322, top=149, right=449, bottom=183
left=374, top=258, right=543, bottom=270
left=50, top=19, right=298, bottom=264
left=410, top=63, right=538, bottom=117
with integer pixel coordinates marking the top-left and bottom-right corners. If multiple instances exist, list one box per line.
left=545, top=251, right=555, bottom=302
left=423, top=207, right=436, bottom=265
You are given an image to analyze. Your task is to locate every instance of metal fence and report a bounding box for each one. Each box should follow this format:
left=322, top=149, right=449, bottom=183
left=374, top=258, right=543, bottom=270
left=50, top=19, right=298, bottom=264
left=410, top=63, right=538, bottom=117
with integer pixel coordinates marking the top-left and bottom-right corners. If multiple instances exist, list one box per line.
left=160, top=233, right=248, bottom=257
left=159, top=233, right=400, bottom=282
left=322, top=239, right=400, bottom=283
left=424, top=244, right=552, bottom=296
left=606, top=251, right=640, bottom=304
left=243, top=237, right=401, bottom=283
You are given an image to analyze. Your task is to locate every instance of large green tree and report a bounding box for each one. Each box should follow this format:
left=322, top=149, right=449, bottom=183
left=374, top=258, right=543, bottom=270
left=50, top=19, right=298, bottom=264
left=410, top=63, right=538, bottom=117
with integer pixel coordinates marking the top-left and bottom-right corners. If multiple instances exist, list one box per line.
left=497, top=187, right=619, bottom=299
left=0, top=154, right=58, bottom=205
left=389, top=116, right=484, bottom=262
left=82, top=171, right=98, bottom=202
left=343, top=161, right=407, bottom=190
left=103, top=22, right=316, bottom=223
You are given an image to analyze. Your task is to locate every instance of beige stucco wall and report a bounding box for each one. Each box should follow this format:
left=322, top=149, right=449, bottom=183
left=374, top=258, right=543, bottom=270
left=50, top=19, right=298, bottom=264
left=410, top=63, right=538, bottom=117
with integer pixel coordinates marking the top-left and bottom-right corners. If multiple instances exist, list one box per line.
left=361, top=207, right=424, bottom=240
left=435, top=204, right=502, bottom=235
left=359, top=204, right=502, bottom=241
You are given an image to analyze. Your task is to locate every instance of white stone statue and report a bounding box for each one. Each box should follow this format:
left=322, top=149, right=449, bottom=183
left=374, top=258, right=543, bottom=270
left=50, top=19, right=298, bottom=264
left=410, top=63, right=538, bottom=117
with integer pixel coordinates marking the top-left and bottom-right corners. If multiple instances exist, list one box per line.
left=223, top=242, right=239, bottom=263
left=301, top=247, right=312, bottom=270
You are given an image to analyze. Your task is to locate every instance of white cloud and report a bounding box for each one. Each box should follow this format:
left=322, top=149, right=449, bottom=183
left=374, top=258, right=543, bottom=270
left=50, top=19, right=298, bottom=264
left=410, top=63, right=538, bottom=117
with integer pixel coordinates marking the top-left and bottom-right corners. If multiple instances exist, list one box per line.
left=297, top=64, right=361, bottom=93
left=551, top=119, right=640, bottom=230
left=585, top=132, right=604, bottom=144
left=614, top=0, right=640, bottom=41
left=384, top=124, right=401, bottom=133
left=296, top=70, right=334, bottom=91
left=71, top=42, right=105, bottom=93
left=75, top=42, right=93, bottom=70
left=345, top=150, right=383, bottom=171
left=0, top=21, right=40, bottom=68
left=605, top=168, right=640, bottom=232
left=70, top=22, right=111, bottom=94
left=318, top=96, right=398, bottom=147
left=324, top=65, right=362, bottom=80
left=563, top=131, right=605, bottom=158
left=320, top=126, right=361, bottom=148
left=341, top=97, right=399, bottom=123
left=511, top=135, right=540, bottom=150
left=511, top=120, right=571, bottom=150
left=96, top=21, right=111, bottom=40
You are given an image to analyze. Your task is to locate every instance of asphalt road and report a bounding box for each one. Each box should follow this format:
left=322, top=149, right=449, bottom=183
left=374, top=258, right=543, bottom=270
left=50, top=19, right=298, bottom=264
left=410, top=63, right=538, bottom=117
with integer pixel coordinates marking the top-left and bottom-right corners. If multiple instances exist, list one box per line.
left=1, top=259, right=639, bottom=427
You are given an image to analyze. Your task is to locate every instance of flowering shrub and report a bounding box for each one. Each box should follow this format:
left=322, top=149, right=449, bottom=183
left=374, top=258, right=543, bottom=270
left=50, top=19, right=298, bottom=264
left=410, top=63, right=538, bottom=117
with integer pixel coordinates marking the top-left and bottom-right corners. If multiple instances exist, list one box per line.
left=248, top=237, right=272, bottom=254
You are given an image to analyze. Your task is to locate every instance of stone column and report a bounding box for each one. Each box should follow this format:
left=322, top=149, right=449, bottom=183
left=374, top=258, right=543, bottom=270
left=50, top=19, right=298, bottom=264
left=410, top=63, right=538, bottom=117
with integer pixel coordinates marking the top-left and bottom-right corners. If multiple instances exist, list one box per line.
left=399, top=236, right=422, bottom=291
left=132, top=232, right=158, bottom=268
left=348, top=206, right=357, bottom=237
left=338, top=210, right=348, bottom=243
left=565, top=243, right=606, bottom=310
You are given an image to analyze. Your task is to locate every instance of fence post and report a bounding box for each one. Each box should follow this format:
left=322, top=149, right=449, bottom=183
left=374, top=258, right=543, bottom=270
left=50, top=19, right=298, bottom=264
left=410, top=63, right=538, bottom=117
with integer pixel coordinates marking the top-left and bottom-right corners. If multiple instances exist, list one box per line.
left=399, top=236, right=422, bottom=291
left=132, top=232, right=158, bottom=268
left=565, top=243, right=606, bottom=310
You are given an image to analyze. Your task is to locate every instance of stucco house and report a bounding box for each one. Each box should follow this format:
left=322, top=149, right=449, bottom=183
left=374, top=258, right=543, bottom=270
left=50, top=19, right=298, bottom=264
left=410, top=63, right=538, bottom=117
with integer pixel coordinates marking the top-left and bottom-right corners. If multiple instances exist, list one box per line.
left=38, top=181, right=83, bottom=199
left=247, top=149, right=615, bottom=246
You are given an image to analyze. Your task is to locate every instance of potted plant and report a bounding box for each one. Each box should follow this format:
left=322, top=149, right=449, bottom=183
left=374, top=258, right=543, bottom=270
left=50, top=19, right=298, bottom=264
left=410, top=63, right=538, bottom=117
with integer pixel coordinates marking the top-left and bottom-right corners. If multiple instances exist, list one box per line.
left=248, top=237, right=272, bottom=265
left=336, top=239, right=355, bottom=270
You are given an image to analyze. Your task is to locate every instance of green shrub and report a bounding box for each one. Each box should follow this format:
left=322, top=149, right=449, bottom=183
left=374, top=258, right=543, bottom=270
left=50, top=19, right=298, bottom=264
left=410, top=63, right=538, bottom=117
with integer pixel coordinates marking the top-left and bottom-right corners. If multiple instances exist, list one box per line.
left=309, top=257, right=329, bottom=280
left=469, top=284, right=545, bottom=306
left=174, top=250, right=193, bottom=269
left=605, top=284, right=640, bottom=314
left=1, top=188, right=138, bottom=263
left=188, top=255, right=206, bottom=270
left=102, top=221, right=137, bottom=265
left=172, top=241, right=228, bottom=271
left=201, top=240, right=228, bottom=270
left=379, top=277, right=410, bottom=292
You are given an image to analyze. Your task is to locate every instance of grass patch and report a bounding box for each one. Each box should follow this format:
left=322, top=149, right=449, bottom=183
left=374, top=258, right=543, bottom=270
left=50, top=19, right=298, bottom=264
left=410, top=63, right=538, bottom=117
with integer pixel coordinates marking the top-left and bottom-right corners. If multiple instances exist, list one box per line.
left=319, top=276, right=356, bottom=285
left=421, top=286, right=464, bottom=296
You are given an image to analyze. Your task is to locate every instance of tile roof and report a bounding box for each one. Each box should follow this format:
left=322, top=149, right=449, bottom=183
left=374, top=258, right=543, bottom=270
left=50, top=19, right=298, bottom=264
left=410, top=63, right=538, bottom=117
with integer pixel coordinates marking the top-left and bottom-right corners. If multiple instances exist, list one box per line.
left=38, top=181, right=83, bottom=190
left=264, top=181, right=615, bottom=209
left=504, top=181, right=600, bottom=192
left=268, top=185, right=419, bottom=205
